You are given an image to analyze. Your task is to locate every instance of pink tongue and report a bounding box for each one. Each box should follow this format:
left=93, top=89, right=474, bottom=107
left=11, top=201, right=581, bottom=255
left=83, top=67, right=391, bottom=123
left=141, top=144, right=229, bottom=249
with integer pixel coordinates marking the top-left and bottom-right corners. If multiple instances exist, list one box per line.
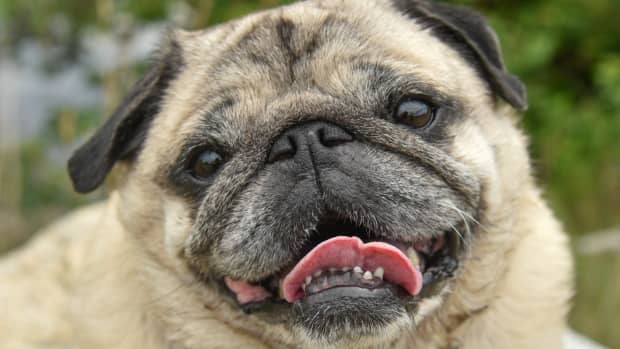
left=225, top=277, right=271, bottom=304
left=282, top=236, right=423, bottom=303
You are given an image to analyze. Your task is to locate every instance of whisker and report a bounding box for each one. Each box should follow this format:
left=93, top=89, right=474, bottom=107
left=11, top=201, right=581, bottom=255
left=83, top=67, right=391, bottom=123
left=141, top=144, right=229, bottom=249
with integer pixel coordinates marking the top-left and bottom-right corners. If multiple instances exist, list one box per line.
left=449, top=222, right=468, bottom=248
left=440, top=201, right=489, bottom=234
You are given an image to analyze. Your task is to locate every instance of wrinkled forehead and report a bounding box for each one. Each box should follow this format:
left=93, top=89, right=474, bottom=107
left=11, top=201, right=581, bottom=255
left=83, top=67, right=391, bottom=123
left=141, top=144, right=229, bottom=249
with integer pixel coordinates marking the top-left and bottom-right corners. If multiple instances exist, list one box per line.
left=149, top=0, right=487, bottom=154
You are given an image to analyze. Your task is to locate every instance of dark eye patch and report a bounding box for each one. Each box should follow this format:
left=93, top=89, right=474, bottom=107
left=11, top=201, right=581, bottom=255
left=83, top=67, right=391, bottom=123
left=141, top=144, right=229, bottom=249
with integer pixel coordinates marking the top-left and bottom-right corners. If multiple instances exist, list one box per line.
left=161, top=97, right=239, bottom=199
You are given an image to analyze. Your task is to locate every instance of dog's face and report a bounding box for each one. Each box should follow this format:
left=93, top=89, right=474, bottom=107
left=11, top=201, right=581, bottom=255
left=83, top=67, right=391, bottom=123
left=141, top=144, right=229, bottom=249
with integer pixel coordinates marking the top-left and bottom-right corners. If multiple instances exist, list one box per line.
left=68, top=0, right=528, bottom=347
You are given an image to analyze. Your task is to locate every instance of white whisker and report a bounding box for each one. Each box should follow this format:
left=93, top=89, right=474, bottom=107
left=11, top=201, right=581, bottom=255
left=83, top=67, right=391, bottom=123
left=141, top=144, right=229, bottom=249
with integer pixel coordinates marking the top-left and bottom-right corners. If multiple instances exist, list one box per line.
left=440, top=201, right=488, bottom=234
left=448, top=221, right=468, bottom=248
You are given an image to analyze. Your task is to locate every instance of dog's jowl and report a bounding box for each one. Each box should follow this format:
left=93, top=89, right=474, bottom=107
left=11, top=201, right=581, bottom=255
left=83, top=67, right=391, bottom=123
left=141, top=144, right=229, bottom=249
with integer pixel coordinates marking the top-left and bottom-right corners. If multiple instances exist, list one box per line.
left=0, top=1, right=572, bottom=348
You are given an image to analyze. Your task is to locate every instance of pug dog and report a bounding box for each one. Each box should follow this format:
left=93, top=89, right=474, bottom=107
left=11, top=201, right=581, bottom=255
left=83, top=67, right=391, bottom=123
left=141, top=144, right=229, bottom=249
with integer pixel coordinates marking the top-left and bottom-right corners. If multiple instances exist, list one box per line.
left=0, top=0, right=573, bottom=348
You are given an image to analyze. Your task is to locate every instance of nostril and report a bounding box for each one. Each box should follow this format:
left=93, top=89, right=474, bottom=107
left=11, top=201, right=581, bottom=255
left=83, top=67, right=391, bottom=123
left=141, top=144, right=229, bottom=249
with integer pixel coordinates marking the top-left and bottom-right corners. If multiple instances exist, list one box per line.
left=318, top=125, right=354, bottom=147
left=267, top=134, right=297, bottom=163
left=267, top=122, right=353, bottom=164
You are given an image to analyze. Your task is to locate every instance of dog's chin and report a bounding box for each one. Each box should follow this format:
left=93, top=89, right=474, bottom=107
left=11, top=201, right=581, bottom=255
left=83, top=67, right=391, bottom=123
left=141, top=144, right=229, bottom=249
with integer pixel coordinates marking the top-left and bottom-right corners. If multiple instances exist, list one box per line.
left=292, top=286, right=411, bottom=346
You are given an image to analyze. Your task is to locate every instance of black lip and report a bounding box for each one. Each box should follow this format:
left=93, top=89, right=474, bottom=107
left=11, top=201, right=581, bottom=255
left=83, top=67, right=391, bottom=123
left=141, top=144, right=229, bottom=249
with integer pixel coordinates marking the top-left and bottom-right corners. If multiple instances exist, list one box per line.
left=303, top=269, right=388, bottom=297
left=299, top=285, right=402, bottom=307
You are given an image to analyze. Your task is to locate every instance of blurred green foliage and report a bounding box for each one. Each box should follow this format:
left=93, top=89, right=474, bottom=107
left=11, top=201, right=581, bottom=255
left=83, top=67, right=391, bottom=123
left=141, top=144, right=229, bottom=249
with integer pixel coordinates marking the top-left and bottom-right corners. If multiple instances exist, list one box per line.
left=0, top=0, right=618, bottom=346
left=470, top=0, right=620, bottom=235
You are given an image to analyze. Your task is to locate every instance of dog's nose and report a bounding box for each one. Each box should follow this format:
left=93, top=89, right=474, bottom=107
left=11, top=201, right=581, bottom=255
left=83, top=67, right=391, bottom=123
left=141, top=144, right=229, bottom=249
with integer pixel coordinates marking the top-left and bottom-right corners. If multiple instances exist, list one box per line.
left=267, top=121, right=354, bottom=163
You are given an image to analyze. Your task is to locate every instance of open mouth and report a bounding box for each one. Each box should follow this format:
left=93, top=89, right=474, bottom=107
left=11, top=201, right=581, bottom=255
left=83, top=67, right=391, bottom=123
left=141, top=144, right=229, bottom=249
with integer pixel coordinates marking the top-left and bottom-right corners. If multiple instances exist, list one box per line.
left=222, top=212, right=461, bottom=307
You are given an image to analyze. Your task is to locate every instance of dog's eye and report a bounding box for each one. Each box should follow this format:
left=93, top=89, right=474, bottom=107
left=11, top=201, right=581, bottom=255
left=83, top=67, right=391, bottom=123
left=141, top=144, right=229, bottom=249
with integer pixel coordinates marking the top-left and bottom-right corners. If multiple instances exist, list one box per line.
left=191, top=150, right=223, bottom=179
left=394, top=98, right=436, bottom=129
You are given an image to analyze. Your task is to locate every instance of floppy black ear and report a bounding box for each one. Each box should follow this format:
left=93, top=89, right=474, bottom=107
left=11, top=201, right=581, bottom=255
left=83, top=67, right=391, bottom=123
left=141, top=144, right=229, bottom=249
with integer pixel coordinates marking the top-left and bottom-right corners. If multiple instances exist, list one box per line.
left=391, top=0, right=528, bottom=110
left=68, top=35, right=184, bottom=193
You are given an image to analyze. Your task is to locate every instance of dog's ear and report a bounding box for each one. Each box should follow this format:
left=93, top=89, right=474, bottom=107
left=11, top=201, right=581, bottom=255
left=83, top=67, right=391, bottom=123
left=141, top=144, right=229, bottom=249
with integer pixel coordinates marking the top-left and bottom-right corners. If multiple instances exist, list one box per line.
left=391, top=0, right=527, bottom=110
left=68, top=34, right=184, bottom=193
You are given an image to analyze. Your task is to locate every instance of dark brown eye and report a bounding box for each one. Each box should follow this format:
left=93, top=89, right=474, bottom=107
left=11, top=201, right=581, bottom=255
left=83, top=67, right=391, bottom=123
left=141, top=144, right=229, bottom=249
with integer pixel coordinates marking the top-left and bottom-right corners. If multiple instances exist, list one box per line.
left=192, top=150, right=223, bottom=179
left=394, top=98, right=436, bottom=129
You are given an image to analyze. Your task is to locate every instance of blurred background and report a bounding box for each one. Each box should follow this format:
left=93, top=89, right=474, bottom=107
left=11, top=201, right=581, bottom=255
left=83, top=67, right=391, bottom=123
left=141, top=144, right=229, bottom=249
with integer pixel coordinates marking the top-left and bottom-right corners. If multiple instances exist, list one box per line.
left=0, top=0, right=618, bottom=346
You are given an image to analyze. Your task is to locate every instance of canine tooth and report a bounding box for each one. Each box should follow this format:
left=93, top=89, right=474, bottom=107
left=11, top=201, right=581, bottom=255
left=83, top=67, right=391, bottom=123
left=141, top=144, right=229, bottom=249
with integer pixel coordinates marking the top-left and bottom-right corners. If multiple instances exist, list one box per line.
left=407, top=248, right=420, bottom=268
left=341, top=267, right=351, bottom=272
left=305, top=276, right=312, bottom=285
left=363, top=271, right=373, bottom=280
left=353, top=266, right=363, bottom=274
left=314, top=270, right=323, bottom=277
left=373, top=267, right=384, bottom=280
left=302, top=284, right=306, bottom=292
left=329, top=267, right=337, bottom=273
left=279, top=279, right=286, bottom=299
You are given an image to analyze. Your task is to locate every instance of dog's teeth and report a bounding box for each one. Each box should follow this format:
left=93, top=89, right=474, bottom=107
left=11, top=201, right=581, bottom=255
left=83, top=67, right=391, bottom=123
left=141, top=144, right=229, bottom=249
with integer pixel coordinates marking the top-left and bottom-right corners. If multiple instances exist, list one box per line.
left=302, top=284, right=306, bottom=292
left=407, top=248, right=420, bottom=269
left=363, top=271, right=373, bottom=280
left=353, top=266, right=363, bottom=274
left=305, top=276, right=312, bottom=285
left=329, top=267, right=337, bottom=274
left=373, top=267, right=384, bottom=280
left=341, top=267, right=351, bottom=272
left=278, top=279, right=286, bottom=299
left=314, top=270, right=322, bottom=277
